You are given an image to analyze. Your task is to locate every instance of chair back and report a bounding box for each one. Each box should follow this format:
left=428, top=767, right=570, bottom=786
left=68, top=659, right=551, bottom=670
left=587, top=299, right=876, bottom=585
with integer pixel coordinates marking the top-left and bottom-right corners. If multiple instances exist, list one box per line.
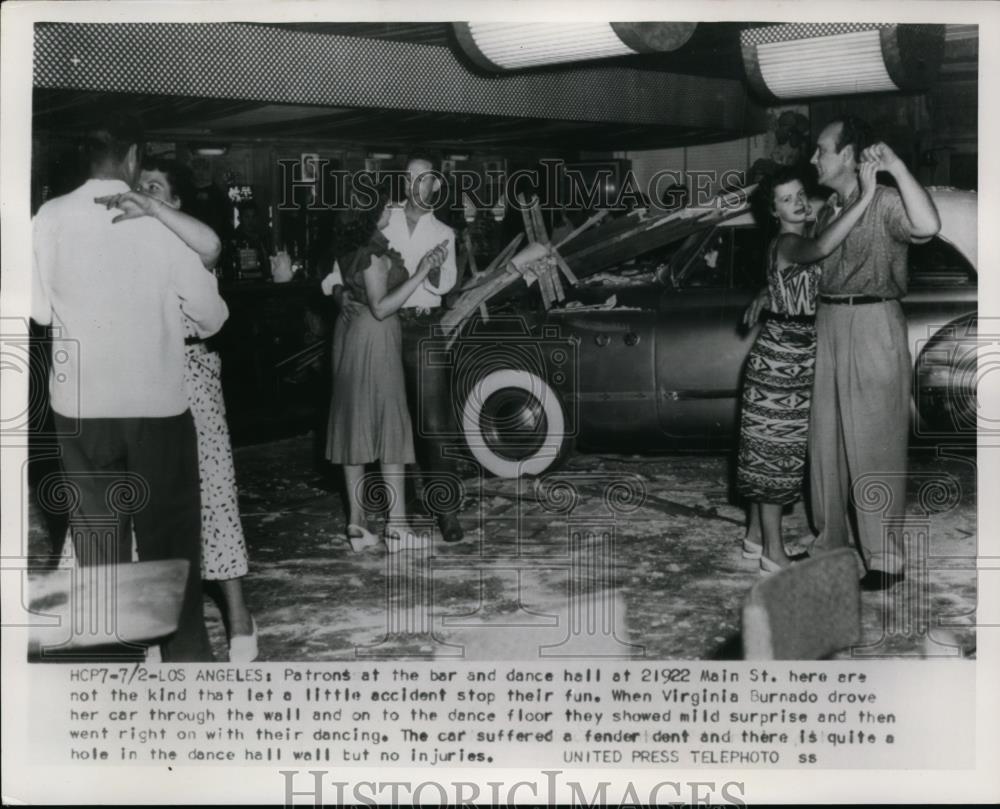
left=742, top=548, right=860, bottom=660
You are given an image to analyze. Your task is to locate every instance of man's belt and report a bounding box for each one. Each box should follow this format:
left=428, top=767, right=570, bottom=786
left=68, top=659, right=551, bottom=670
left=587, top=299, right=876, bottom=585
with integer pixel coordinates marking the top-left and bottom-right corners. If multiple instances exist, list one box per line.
left=818, top=295, right=895, bottom=306
left=398, top=307, right=439, bottom=321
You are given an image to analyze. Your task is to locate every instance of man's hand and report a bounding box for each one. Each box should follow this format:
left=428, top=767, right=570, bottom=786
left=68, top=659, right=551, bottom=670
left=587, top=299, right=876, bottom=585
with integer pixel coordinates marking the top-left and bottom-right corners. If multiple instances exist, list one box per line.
left=858, top=161, right=879, bottom=200
left=742, top=286, right=769, bottom=328
left=863, top=141, right=939, bottom=239
left=338, top=287, right=365, bottom=324
left=860, top=142, right=903, bottom=175
left=94, top=190, right=162, bottom=223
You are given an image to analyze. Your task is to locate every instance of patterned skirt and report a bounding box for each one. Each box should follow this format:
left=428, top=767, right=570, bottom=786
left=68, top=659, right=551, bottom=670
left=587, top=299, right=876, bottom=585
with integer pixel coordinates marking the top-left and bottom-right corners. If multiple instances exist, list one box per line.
left=736, top=316, right=817, bottom=505
left=184, top=344, right=249, bottom=580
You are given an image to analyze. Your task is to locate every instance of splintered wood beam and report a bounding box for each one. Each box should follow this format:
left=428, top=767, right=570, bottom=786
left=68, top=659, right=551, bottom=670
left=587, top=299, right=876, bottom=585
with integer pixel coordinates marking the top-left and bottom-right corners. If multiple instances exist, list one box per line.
left=538, top=268, right=553, bottom=309
left=483, top=233, right=525, bottom=275
left=464, top=230, right=479, bottom=275
left=442, top=269, right=521, bottom=346
left=529, top=200, right=549, bottom=245
left=518, top=194, right=538, bottom=243
left=549, top=262, right=566, bottom=301
left=561, top=204, right=748, bottom=278
left=554, top=208, right=609, bottom=249
left=455, top=239, right=470, bottom=288
left=455, top=233, right=524, bottom=293
left=553, top=252, right=580, bottom=286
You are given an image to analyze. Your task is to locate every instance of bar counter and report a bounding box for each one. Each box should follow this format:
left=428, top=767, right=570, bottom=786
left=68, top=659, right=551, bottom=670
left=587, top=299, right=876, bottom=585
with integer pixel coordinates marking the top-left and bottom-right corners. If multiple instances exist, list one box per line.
left=214, top=277, right=334, bottom=445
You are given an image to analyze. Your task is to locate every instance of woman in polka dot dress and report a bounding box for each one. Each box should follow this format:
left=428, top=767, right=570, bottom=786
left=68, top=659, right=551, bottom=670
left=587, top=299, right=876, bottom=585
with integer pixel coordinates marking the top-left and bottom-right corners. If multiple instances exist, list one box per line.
left=99, top=158, right=257, bottom=661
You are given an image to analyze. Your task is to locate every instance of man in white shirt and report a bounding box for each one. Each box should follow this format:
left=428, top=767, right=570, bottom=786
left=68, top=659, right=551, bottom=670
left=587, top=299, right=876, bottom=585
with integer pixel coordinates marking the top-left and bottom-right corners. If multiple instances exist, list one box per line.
left=32, top=113, right=228, bottom=661
left=328, top=156, right=464, bottom=542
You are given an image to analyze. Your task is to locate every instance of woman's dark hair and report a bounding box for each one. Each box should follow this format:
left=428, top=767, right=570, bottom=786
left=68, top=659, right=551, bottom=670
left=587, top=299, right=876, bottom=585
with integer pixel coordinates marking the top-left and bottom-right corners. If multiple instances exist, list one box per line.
left=140, top=157, right=196, bottom=210
left=750, top=165, right=807, bottom=232
left=336, top=185, right=392, bottom=258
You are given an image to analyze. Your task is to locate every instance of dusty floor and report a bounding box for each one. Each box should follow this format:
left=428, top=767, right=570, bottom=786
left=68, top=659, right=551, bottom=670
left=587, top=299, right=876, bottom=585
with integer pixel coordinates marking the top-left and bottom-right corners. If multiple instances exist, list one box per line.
left=27, top=437, right=978, bottom=661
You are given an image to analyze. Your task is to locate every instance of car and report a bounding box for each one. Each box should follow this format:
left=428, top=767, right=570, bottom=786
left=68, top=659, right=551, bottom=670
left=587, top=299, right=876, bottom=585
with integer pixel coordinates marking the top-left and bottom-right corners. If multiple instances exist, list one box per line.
left=451, top=188, right=978, bottom=478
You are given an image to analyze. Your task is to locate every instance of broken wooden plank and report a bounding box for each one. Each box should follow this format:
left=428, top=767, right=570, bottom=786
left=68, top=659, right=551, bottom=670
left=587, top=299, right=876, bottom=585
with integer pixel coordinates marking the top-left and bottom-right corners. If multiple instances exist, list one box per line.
left=518, top=194, right=538, bottom=243
left=538, top=269, right=553, bottom=309
left=549, top=262, right=566, bottom=302
left=440, top=264, right=521, bottom=338
left=464, top=230, right=479, bottom=275
left=529, top=199, right=549, bottom=245
left=554, top=208, right=610, bottom=250
left=561, top=204, right=748, bottom=279
left=454, top=238, right=470, bottom=289
left=455, top=233, right=524, bottom=292
left=553, top=252, right=580, bottom=286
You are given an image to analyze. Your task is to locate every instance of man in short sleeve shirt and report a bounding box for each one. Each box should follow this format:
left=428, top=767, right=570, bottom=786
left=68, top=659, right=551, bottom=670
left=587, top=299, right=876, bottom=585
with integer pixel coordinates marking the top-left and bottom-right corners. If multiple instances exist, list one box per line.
left=807, top=116, right=940, bottom=590
left=32, top=113, right=228, bottom=659
left=383, top=158, right=464, bottom=543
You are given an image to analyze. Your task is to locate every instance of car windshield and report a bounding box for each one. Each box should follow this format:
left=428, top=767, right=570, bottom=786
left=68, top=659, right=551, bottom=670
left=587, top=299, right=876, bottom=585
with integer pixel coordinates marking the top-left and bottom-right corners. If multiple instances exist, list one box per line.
left=662, top=224, right=767, bottom=290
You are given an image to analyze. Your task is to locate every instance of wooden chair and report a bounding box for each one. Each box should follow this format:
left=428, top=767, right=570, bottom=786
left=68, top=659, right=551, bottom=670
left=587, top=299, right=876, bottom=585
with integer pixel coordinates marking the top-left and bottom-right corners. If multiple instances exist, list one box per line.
left=742, top=548, right=861, bottom=660
left=28, top=559, right=189, bottom=653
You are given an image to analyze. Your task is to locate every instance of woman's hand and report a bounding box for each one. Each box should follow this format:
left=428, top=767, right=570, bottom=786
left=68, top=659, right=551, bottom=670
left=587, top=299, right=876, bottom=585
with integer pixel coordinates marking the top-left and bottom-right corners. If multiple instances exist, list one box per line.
left=742, top=286, right=769, bottom=328
left=858, top=161, right=878, bottom=201
left=416, top=240, right=449, bottom=278
left=93, top=190, right=163, bottom=224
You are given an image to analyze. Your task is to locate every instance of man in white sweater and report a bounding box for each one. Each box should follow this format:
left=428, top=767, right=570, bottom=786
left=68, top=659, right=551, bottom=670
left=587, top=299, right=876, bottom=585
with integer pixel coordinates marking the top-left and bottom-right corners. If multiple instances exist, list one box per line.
left=32, top=113, right=228, bottom=661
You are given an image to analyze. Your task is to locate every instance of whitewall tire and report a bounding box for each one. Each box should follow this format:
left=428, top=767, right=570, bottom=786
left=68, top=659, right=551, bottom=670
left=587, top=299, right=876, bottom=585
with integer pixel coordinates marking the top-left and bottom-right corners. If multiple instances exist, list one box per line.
left=461, top=368, right=569, bottom=478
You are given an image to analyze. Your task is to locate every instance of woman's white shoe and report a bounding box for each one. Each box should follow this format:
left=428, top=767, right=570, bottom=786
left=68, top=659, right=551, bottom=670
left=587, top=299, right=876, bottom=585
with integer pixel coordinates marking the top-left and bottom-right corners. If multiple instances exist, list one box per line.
left=229, top=618, right=259, bottom=662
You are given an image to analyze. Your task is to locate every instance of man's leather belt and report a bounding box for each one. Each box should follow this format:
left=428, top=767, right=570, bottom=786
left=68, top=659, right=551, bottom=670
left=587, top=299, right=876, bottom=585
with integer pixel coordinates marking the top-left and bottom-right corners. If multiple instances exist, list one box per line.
left=398, top=307, right=437, bottom=321
left=818, top=295, right=894, bottom=306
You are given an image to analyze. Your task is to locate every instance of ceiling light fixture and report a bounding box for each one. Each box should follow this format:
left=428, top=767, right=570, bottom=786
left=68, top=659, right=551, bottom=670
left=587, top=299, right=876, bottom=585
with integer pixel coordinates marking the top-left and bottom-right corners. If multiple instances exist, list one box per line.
left=740, top=23, right=945, bottom=101
left=190, top=143, right=229, bottom=157
left=454, top=21, right=697, bottom=72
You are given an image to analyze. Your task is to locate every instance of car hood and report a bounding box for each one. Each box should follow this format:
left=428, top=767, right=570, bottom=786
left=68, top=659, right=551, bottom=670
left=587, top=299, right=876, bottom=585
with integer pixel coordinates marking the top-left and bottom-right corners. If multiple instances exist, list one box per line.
left=929, top=187, right=977, bottom=270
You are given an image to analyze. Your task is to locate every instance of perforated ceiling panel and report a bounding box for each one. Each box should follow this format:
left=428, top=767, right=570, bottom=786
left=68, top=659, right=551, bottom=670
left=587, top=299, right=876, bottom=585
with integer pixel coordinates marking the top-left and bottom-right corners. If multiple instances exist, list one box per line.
left=739, top=23, right=891, bottom=46
left=34, top=22, right=753, bottom=128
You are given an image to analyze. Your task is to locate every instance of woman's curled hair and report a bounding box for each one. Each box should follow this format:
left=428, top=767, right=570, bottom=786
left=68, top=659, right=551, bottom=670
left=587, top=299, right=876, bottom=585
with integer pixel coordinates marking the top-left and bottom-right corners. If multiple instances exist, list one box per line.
left=336, top=186, right=392, bottom=259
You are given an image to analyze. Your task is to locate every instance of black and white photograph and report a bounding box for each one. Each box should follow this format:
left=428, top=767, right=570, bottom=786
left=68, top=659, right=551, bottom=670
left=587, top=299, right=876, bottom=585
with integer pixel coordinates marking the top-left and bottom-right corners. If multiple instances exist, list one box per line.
left=2, top=1, right=998, bottom=805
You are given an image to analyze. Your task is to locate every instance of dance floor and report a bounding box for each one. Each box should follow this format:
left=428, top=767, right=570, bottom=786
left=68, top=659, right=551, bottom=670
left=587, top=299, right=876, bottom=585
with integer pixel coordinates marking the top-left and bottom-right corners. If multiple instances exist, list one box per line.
left=26, top=436, right=978, bottom=661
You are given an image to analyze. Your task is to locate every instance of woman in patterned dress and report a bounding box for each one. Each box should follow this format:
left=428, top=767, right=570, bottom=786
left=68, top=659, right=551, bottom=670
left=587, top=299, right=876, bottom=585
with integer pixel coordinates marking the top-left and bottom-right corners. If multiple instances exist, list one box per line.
left=98, top=159, right=257, bottom=660
left=737, top=163, right=878, bottom=573
left=325, top=192, right=448, bottom=553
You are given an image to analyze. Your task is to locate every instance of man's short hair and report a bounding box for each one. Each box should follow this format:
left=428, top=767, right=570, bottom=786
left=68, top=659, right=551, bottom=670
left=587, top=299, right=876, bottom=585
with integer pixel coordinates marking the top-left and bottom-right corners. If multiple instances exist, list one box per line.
left=406, top=152, right=440, bottom=171
left=83, top=110, right=145, bottom=169
left=830, top=115, right=872, bottom=164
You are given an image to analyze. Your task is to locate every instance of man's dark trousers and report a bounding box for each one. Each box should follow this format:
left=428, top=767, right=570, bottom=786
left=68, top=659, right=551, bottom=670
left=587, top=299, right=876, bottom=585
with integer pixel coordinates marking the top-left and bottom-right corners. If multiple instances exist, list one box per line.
left=53, top=411, right=213, bottom=662
left=399, top=312, right=462, bottom=519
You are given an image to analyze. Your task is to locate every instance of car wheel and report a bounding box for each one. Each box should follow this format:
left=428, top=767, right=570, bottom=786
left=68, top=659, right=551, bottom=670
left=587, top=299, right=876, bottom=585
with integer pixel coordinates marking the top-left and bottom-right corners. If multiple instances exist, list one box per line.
left=461, top=368, right=571, bottom=478
left=914, top=317, right=979, bottom=439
